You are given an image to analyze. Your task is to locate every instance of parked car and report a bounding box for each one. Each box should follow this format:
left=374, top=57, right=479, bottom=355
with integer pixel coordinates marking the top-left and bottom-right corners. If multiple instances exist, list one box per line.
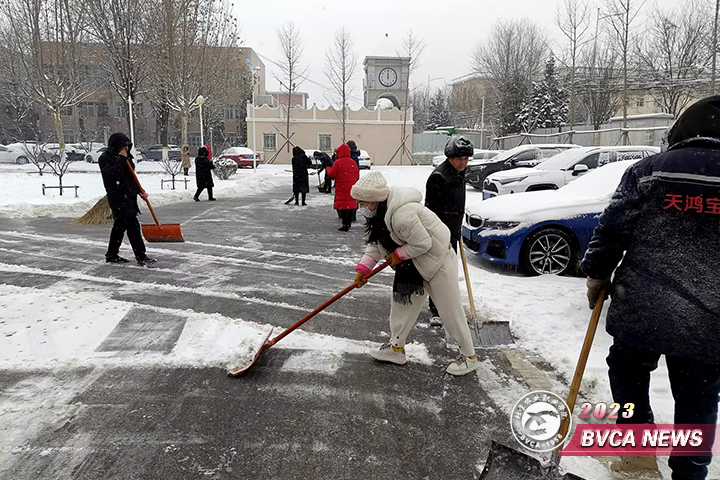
left=218, top=147, right=261, bottom=168
left=432, top=149, right=503, bottom=167
left=0, top=144, right=31, bottom=164
left=483, top=146, right=659, bottom=199
left=358, top=150, right=372, bottom=169
left=465, top=144, right=580, bottom=190
left=462, top=159, right=640, bottom=276
left=68, top=142, right=106, bottom=163
left=142, top=144, right=182, bottom=161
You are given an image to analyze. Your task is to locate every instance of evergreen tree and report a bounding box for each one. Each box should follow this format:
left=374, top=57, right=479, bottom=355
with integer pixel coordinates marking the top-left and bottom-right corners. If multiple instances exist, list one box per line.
left=426, top=89, right=452, bottom=131
left=517, top=56, right=569, bottom=132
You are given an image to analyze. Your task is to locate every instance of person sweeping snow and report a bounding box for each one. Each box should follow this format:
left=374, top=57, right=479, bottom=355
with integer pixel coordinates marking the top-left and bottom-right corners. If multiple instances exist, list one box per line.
left=350, top=171, right=478, bottom=376
left=582, top=96, right=720, bottom=479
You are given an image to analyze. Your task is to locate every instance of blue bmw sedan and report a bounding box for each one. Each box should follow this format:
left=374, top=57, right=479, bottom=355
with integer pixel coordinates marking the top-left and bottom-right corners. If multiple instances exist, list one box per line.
left=462, top=160, right=640, bottom=275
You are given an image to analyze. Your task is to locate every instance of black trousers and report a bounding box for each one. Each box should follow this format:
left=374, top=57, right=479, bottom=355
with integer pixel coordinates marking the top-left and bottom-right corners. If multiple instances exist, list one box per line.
left=323, top=174, right=332, bottom=193
left=294, top=192, right=307, bottom=205
left=429, top=237, right=459, bottom=316
left=194, top=186, right=214, bottom=200
left=607, top=342, right=720, bottom=480
left=338, top=209, right=353, bottom=228
left=107, top=215, right=146, bottom=260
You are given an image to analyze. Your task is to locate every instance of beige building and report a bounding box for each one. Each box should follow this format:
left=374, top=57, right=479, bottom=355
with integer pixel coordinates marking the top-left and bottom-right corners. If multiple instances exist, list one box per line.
left=247, top=104, right=414, bottom=165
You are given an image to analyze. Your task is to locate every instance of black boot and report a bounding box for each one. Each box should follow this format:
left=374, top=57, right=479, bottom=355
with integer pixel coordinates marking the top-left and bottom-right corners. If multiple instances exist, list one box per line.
left=136, top=256, right=157, bottom=267
left=106, top=255, right=129, bottom=263
left=338, top=225, right=350, bottom=232
left=193, top=197, right=200, bottom=202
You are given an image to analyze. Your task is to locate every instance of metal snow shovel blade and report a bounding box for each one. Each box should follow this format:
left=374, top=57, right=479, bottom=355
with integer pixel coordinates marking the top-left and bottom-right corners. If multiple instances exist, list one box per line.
left=227, top=259, right=393, bottom=376
left=458, top=238, right=513, bottom=347
left=126, top=159, right=185, bottom=242
left=478, top=291, right=607, bottom=480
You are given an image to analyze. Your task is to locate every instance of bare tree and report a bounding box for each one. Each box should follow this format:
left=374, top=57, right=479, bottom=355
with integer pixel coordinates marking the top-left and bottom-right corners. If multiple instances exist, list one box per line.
left=275, top=21, right=307, bottom=153
left=577, top=43, right=622, bottom=129
left=603, top=0, right=646, bottom=144
left=2, top=0, right=91, bottom=192
left=555, top=0, right=592, bottom=127
left=324, top=27, right=357, bottom=143
left=399, top=30, right=425, bottom=163
left=148, top=0, right=240, bottom=147
left=636, top=1, right=710, bottom=115
left=472, top=19, right=548, bottom=135
left=86, top=0, right=150, bottom=135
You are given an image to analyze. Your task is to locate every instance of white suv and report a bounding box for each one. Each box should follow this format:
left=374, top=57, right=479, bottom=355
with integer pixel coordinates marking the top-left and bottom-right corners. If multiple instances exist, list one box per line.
left=483, top=146, right=660, bottom=198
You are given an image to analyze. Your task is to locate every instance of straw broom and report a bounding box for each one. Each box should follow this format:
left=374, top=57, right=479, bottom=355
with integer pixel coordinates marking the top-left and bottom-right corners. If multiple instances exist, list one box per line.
left=72, top=195, right=113, bottom=225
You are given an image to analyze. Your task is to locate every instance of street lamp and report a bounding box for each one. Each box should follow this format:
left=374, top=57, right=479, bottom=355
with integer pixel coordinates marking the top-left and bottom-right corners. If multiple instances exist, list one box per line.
left=427, top=76, right=442, bottom=92
left=196, top=95, right=205, bottom=146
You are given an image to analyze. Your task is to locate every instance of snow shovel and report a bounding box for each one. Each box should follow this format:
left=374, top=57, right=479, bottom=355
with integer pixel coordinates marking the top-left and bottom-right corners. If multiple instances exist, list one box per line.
left=458, top=238, right=513, bottom=347
left=228, top=259, right=392, bottom=376
left=126, top=159, right=185, bottom=243
left=478, top=290, right=607, bottom=480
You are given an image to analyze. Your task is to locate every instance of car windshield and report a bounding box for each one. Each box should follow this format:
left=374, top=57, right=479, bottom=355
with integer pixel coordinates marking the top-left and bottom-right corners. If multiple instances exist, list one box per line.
left=534, top=149, right=592, bottom=171
left=559, top=159, right=639, bottom=199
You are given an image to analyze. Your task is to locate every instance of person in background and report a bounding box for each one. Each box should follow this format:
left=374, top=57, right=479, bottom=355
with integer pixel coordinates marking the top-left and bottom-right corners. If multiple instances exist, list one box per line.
left=346, top=140, right=361, bottom=222
left=315, top=150, right=334, bottom=194
left=99, top=132, right=156, bottom=266
left=326, top=144, right=359, bottom=231
left=193, top=146, right=216, bottom=201
left=181, top=145, right=191, bottom=176
left=581, top=96, right=720, bottom=479
left=350, top=171, right=478, bottom=376
left=291, top=146, right=312, bottom=206
left=424, top=136, right=473, bottom=324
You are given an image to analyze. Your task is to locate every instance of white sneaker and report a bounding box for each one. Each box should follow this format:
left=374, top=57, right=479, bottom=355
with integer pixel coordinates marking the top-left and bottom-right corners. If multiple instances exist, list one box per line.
left=446, top=355, right=480, bottom=376
left=370, top=343, right=407, bottom=365
left=429, top=316, right=442, bottom=327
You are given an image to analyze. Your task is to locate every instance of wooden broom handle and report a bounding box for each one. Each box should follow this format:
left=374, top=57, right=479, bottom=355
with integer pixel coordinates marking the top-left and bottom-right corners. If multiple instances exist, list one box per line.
left=126, top=159, right=161, bottom=227
left=459, top=238, right=477, bottom=317
left=556, top=288, right=607, bottom=451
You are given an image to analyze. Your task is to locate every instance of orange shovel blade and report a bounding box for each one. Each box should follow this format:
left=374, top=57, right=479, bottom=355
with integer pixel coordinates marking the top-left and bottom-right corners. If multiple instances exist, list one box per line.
left=141, top=223, right=185, bottom=242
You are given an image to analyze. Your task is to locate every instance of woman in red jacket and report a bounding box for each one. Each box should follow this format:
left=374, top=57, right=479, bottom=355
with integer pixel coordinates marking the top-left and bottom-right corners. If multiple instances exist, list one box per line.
left=326, top=144, right=360, bottom=231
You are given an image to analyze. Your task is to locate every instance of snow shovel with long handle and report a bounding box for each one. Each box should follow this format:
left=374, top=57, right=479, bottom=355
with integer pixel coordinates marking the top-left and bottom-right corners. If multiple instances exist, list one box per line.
left=458, top=238, right=513, bottom=347
left=478, top=290, right=607, bottom=480
left=228, top=259, right=393, bottom=376
left=126, top=159, right=185, bottom=242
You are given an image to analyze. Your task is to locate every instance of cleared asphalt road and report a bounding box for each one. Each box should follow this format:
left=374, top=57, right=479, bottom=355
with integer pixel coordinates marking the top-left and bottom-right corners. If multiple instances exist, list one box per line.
left=0, top=186, right=544, bottom=479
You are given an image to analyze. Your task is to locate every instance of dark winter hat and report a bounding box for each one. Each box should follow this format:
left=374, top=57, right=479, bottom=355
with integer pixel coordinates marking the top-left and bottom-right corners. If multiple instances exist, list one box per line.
left=346, top=140, right=357, bottom=149
left=108, top=133, right=132, bottom=154
left=292, top=146, right=305, bottom=156
left=667, top=96, right=720, bottom=148
left=444, top=136, right=474, bottom=159
left=198, top=146, right=209, bottom=157
left=313, top=151, right=322, bottom=158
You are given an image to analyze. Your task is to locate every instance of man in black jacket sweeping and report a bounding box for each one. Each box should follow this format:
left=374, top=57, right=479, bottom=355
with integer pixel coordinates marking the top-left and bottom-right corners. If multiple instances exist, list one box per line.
left=424, top=136, right=473, bottom=322
left=581, top=96, right=720, bottom=479
left=99, top=133, right=156, bottom=266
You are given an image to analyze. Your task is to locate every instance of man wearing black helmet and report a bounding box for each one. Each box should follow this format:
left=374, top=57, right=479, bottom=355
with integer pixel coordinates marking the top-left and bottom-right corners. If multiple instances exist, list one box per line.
left=99, top=133, right=156, bottom=266
left=424, top=136, right=473, bottom=322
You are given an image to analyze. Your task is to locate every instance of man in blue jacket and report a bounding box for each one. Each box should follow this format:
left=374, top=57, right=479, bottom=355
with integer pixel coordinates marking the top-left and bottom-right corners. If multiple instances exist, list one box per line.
left=581, top=96, right=720, bottom=479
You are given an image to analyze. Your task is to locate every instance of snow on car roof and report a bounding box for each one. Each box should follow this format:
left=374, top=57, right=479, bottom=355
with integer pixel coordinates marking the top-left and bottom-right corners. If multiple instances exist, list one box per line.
left=466, top=160, right=640, bottom=224
left=222, top=147, right=254, bottom=154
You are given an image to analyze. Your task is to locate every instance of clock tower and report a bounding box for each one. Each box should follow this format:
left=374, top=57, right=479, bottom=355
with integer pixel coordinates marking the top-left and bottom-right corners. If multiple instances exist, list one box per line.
left=363, top=56, right=411, bottom=109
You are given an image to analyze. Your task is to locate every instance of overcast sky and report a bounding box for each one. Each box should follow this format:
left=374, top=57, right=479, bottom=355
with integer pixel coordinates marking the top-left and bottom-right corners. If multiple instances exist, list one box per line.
left=236, top=0, right=675, bottom=109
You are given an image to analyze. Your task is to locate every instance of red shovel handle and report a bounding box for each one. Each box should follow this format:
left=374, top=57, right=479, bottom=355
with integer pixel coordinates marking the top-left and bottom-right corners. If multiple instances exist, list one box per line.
left=264, top=259, right=392, bottom=350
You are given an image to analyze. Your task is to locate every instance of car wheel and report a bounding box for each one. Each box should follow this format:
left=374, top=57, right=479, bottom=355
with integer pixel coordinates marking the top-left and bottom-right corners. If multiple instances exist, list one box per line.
left=85, top=155, right=93, bottom=163
left=521, top=227, right=577, bottom=276
left=16, top=156, right=28, bottom=165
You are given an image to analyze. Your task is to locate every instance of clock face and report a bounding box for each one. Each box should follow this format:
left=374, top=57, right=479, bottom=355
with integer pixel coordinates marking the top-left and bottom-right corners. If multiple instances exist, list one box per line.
left=378, top=68, right=397, bottom=88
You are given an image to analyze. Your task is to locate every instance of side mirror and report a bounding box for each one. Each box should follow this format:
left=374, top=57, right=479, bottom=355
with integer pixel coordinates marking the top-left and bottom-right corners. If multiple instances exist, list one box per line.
left=573, top=164, right=589, bottom=176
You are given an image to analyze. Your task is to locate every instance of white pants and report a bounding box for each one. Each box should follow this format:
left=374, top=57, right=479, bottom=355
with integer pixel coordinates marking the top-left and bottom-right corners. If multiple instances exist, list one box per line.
left=388, top=249, right=475, bottom=357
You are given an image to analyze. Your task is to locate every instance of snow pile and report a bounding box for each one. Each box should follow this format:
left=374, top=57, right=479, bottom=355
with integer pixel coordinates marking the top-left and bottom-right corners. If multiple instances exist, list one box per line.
left=0, top=163, right=291, bottom=218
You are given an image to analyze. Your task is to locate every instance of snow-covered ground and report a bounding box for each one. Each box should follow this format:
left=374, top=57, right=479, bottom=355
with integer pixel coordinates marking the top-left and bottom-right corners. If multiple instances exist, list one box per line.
left=0, top=163, right=709, bottom=479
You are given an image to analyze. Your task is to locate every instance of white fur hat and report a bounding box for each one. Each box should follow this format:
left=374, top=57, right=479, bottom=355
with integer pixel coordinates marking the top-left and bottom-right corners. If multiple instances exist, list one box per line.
left=351, top=171, right=390, bottom=203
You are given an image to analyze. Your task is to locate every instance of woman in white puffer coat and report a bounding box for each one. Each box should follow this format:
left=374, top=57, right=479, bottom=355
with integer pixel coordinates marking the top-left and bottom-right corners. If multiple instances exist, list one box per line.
left=351, top=171, right=478, bottom=376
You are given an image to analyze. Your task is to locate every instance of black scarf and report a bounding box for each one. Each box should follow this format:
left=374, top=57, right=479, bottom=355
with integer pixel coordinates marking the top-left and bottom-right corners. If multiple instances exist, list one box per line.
left=365, top=202, right=425, bottom=305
